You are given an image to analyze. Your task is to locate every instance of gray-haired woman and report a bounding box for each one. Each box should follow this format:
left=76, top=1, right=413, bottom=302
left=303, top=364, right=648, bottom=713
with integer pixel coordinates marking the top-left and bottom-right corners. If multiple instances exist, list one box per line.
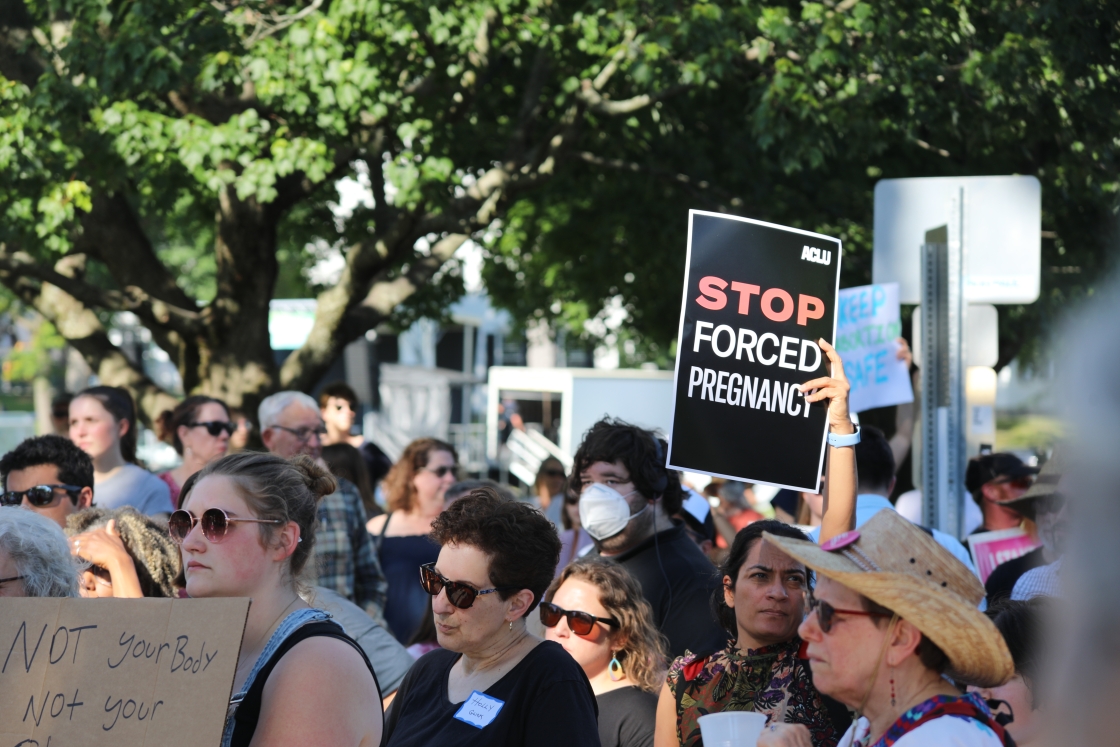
left=0, top=506, right=82, bottom=597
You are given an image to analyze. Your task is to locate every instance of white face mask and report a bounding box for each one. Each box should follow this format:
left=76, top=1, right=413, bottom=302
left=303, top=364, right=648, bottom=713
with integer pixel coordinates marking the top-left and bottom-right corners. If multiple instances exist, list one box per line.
left=579, top=483, right=647, bottom=541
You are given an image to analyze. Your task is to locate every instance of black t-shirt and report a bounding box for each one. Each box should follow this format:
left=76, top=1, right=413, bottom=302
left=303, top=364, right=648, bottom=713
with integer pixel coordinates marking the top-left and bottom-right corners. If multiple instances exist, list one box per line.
left=985, top=547, right=1047, bottom=604
left=382, top=641, right=601, bottom=747
left=597, top=686, right=657, bottom=747
left=599, top=524, right=729, bottom=659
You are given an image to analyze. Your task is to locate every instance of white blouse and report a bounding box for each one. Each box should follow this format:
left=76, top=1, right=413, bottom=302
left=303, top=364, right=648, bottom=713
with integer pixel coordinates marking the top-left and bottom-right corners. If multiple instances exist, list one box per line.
left=838, top=713, right=1005, bottom=747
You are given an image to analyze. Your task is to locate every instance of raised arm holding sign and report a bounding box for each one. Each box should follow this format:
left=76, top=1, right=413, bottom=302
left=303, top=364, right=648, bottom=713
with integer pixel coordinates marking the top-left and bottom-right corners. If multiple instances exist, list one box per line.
left=667, top=210, right=856, bottom=543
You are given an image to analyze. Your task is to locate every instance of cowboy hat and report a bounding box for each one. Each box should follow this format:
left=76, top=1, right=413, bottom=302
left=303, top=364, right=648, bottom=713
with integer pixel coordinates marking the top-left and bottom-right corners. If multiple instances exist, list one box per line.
left=763, top=510, right=1013, bottom=687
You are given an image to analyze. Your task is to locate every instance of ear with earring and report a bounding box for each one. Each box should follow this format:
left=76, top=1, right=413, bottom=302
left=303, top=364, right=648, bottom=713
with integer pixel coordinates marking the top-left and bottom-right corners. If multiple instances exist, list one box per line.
left=609, top=651, right=624, bottom=681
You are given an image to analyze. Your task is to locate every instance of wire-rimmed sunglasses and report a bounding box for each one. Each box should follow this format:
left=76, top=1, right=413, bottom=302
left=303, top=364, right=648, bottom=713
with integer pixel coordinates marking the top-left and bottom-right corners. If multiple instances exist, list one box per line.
left=188, top=420, right=236, bottom=437
left=0, top=484, right=82, bottom=507
left=419, top=562, right=516, bottom=609
left=168, top=508, right=282, bottom=544
left=539, top=602, right=619, bottom=636
left=808, top=596, right=892, bottom=634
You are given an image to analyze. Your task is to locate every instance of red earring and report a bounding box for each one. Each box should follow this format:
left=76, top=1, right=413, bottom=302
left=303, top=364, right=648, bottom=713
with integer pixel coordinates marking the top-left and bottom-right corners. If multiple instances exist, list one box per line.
left=890, top=672, right=896, bottom=708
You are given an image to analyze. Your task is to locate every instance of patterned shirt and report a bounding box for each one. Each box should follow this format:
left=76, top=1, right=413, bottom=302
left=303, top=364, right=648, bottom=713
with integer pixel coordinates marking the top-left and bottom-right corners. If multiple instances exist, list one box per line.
left=1011, top=557, right=1061, bottom=600
left=667, top=638, right=839, bottom=747
left=838, top=693, right=1009, bottom=747
left=313, top=477, right=388, bottom=623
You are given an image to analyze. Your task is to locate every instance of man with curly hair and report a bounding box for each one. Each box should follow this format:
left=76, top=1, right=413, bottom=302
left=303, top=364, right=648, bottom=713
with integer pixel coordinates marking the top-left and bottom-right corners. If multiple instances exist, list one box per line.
left=572, top=418, right=728, bottom=658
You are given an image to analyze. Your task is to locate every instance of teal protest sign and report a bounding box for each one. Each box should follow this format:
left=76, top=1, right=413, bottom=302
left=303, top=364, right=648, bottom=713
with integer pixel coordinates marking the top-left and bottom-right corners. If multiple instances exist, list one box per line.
left=835, top=283, right=912, bottom=413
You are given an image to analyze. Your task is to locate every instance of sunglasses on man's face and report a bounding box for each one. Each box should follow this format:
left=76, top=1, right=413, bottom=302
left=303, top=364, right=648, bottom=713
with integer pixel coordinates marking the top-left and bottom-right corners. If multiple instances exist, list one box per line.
left=168, top=508, right=282, bottom=544
left=419, top=562, right=515, bottom=609
left=994, top=476, right=1034, bottom=491
left=539, top=602, right=619, bottom=636
left=543, top=468, right=566, bottom=478
left=808, top=596, right=891, bottom=634
left=0, top=484, right=82, bottom=507
left=189, top=420, right=236, bottom=437
left=423, top=465, right=458, bottom=479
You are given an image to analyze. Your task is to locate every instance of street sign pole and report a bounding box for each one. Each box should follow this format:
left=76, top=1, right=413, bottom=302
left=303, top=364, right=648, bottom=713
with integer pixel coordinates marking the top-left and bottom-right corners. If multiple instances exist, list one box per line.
left=920, top=189, right=968, bottom=535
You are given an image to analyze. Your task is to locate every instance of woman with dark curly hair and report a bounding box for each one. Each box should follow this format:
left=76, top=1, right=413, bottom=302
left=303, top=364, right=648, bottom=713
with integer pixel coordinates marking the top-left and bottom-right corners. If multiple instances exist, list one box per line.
left=543, top=557, right=668, bottom=747
left=383, top=487, right=601, bottom=747
left=369, top=437, right=458, bottom=642
left=66, top=506, right=181, bottom=597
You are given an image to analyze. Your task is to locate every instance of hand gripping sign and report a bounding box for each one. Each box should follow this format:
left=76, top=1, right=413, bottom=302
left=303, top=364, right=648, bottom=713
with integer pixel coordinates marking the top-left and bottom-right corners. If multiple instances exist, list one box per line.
left=667, top=211, right=841, bottom=492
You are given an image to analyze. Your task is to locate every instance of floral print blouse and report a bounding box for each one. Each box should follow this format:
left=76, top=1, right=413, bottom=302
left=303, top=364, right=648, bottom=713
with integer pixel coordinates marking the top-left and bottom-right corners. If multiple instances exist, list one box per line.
left=666, top=638, right=840, bottom=747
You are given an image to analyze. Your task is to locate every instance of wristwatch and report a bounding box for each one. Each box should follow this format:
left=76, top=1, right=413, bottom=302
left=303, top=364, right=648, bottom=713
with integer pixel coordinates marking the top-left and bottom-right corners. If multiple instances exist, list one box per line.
left=827, top=425, right=861, bottom=448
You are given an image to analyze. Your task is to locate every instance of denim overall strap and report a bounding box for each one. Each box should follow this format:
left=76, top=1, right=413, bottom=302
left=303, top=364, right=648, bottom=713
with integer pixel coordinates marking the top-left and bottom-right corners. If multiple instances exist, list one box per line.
left=220, top=608, right=333, bottom=747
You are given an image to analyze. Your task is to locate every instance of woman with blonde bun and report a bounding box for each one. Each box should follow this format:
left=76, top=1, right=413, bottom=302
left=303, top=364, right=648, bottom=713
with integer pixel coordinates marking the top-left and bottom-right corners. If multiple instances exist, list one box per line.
left=171, top=452, right=383, bottom=747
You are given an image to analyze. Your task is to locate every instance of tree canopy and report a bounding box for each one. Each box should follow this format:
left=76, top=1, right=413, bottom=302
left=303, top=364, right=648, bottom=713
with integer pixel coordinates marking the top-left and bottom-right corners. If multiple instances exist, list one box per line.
left=484, top=0, right=1120, bottom=369
left=0, top=0, right=1115, bottom=419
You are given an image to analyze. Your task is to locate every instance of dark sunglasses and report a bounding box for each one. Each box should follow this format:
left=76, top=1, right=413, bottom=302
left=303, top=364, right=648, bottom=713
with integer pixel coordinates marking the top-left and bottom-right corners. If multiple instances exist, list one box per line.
left=808, top=596, right=892, bottom=634
left=423, top=465, right=458, bottom=479
left=273, top=424, right=327, bottom=442
left=994, top=476, right=1034, bottom=490
left=0, top=484, right=82, bottom=507
left=168, top=508, right=282, bottom=544
left=542, top=468, right=566, bottom=478
left=189, top=420, right=236, bottom=437
left=419, top=562, right=515, bottom=609
left=539, top=602, right=619, bottom=636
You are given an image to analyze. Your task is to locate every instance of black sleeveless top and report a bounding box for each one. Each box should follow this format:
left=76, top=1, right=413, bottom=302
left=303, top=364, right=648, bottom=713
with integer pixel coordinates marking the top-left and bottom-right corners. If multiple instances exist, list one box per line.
left=229, top=620, right=383, bottom=747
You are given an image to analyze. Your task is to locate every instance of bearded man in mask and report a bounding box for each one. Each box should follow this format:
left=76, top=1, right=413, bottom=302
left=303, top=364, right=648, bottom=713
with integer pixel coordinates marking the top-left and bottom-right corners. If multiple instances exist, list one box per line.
left=570, top=418, right=729, bottom=658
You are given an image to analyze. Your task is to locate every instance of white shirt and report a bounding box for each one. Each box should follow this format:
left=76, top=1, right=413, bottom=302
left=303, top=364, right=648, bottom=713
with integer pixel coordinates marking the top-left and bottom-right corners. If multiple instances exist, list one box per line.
left=839, top=713, right=1005, bottom=747
left=809, top=495, right=979, bottom=576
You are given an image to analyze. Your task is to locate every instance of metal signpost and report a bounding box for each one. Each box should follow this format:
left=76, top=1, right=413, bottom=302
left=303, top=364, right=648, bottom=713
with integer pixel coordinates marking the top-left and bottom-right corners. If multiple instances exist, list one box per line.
left=919, top=194, right=967, bottom=534
left=874, top=176, right=1040, bottom=535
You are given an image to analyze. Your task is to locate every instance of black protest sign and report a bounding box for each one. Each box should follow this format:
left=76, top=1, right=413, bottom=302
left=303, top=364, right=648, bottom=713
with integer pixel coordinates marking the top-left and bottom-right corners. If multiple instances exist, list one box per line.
left=0, top=597, right=248, bottom=747
left=666, top=211, right=841, bottom=491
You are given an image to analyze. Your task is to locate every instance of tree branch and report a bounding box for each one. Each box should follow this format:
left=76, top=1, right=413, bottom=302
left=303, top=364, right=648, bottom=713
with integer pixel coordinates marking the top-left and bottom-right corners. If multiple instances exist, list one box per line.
left=74, top=193, right=198, bottom=310
left=0, top=253, right=179, bottom=426
left=0, top=246, right=204, bottom=335
left=577, top=81, right=691, bottom=116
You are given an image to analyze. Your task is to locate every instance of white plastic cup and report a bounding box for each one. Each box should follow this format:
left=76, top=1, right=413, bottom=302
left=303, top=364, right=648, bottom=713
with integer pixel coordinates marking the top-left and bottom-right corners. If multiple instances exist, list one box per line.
left=697, top=711, right=769, bottom=747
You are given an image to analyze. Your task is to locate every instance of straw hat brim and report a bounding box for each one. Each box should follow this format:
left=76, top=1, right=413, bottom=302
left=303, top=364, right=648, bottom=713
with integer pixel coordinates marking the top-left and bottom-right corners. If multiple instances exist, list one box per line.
left=763, top=533, right=1014, bottom=688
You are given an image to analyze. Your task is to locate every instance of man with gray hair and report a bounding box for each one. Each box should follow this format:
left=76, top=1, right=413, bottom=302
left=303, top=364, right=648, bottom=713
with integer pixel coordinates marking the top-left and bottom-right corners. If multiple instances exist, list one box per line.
left=0, top=506, right=82, bottom=597
left=259, top=390, right=388, bottom=621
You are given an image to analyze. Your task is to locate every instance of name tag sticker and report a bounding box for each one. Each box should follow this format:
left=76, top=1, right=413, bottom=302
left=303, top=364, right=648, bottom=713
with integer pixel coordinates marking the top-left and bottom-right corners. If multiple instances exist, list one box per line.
left=453, top=690, right=505, bottom=729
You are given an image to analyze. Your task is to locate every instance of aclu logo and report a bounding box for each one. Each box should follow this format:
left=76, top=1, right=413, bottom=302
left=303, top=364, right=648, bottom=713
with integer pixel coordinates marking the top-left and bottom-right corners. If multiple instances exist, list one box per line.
left=800, top=245, right=831, bottom=265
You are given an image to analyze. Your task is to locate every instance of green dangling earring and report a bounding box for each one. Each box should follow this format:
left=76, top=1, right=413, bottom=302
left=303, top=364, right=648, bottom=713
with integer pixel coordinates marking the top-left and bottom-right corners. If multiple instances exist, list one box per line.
left=609, top=652, right=624, bottom=682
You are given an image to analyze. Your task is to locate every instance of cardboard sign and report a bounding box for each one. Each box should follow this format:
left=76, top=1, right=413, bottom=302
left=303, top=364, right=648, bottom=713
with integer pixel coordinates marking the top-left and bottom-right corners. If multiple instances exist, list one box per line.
left=0, top=597, right=249, bottom=747
left=667, top=211, right=841, bottom=492
left=835, top=283, right=913, bottom=413
left=968, top=528, right=1042, bottom=584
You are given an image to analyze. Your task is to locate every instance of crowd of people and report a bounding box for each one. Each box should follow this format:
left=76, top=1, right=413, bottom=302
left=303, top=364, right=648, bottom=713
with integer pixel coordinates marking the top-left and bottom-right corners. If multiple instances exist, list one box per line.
left=0, top=338, right=1065, bottom=747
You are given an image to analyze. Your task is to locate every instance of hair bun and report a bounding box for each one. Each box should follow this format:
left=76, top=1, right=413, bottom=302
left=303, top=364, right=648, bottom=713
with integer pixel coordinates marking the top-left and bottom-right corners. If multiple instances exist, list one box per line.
left=288, top=455, right=338, bottom=500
